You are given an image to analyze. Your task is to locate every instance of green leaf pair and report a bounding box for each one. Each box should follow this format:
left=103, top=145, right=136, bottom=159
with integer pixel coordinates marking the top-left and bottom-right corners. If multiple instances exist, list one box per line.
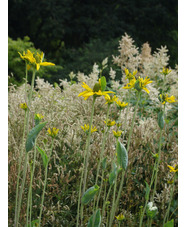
left=116, top=140, right=128, bottom=170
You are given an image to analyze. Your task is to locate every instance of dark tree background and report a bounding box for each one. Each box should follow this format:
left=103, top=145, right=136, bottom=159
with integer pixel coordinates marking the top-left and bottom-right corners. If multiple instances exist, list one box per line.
left=8, top=0, right=178, bottom=83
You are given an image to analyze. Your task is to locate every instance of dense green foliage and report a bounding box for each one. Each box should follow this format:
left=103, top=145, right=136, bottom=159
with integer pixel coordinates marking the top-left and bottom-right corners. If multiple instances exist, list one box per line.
left=9, top=0, right=177, bottom=85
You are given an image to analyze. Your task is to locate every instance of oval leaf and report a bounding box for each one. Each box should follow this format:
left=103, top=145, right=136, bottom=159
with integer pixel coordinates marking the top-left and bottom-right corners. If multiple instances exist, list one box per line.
left=81, top=185, right=99, bottom=205
left=164, top=219, right=174, bottom=227
left=116, top=141, right=128, bottom=170
left=88, top=209, right=101, bottom=227
left=158, top=111, right=165, bottom=129
left=36, top=145, right=48, bottom=168
left=109, top=162, right=117, bottom=185
left=100, top=76, right=106, bottom=91
left=102, top=157, right=107, bottom=170
left=26, top=122, right=47, bottom=152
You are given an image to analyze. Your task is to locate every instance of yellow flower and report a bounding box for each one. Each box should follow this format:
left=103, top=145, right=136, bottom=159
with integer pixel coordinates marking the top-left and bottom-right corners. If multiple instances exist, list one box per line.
left=34, top=52, right=55, bottom=71
left=137, top=76, right=152, bottom=94
left=113, top=130, right=122, bottom=138
left=123, top=78, right=136, bottom=90
left=161, top=67, right=171, bottom=76
left=105, top=95, right=118, bottom=104
left=168, top=164, right=178, bottom=173
left=160, top=94, right=176, bottom=104
left=115, top=213, right=125, bottom=221
left=18, top=50, right=55, bottom=71
left=104, top=119, right=116, bottom=127
left=34, top=113, right=44, bottom=120
left=124, top=68, right=137, bottom=80
left=81, top=124, right=97, bottom=133
left=47, top=127, right=59, bottom=138
left=20, top=102, right=28, bottom=110
left=115, top=99, right=128, bottom=109
left=78, top=82, right=114, bottom=100
left=18, top=50, right=35, bottom=64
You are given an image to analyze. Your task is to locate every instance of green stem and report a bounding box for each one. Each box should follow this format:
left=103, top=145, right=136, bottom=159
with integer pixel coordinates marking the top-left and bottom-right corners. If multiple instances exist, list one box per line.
left=102, top=185, right=112, bottom=221
left=76, top=136, right=90, bottom=227
left=109, top=138, right=119, bottom=227
left=14, top=111, right=27, bottom=226
left=163, top=174, right=176, bottom=226
left=151, top=129, right=163, bottom=201
left=111, top=92, right=141, bottom=224
left=82, top=97, right=96, bottom=194
left=39, top=139, right=54, bottom=227
left=16, top=153, right=28, bottom=227
left=139, top=158, right=157, bottom=227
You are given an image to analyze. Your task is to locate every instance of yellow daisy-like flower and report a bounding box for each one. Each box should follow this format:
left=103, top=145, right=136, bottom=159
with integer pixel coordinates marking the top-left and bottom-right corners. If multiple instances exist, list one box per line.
left=167, top=164, right=178, bottom=173
left=123, top=78, right=136, bottom=90
left=34, top=113, right=44, bottom=120
left=123, top=76, right=152, bottom=94
left=115, top=213, right=125, bottom=221
left=159, top=94, right=176, bottom=105
left=104, top=119, right=116, bottom=127
left=34, top=52, right=55, bottom=71
left=161, top=67, right=171, bottom=76
left=105, top=95, right=118, bottom=104
left=115, top=99, right=128, bottom=109
left=81, top=124, right=97, bottom=133
left=18, top=50, right=36, bottom=64
left=124, top=68, right=137, bottom=81
left=113, top=130, right=122, bottom=138
left=47, top=127, right=59, bottom=138
left=18, top=50, right=55, bottom=71
left=78, top=82, right=114, bottom=100
left=20, top=102, right=28, bottom=110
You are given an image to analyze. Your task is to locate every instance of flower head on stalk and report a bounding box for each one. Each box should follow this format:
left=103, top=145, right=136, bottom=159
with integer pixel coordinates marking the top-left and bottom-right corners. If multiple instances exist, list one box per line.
left=104, top=94, right=118, bottom=105
left=47, top=127, right=59, bottom=138
left=34, top=113, right=44, bottom=125
left=18, top=50, right=55, bottom=71
left=104, top=119, right=116, bottom=127
left=115, top=213, right=125, bottom=221
left=78, top=76, right=115, bottom=100
left=81, top=124, right=97, bottom=134
left=161, top=67, right=171, bottom=76
left=115, top=99, right=128, bottom=109
left=123, top=76, right=152, bottom=94
left=124, top=68, right=137, bottom=81
left=159, top=94, right=176, bottom=105
left=167, top=164, right=178, bottom=173
left=20, top=103, right=28, bottom=110
left=113, top=130, right=122, bottom=138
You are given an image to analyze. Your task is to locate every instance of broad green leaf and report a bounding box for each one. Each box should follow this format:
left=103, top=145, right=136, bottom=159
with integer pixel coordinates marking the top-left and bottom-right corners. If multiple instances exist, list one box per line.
left=116, top=141, right=128, bottom=170
left=88, top=209, right=101, bottom=227
left=164, top=219, right=174, bottom=227
left=109, top=163, right=117, bottom=185
left=158, top=111, right=165, bottom=129
left=102, top=157, right=107, bottom=170
left=145, top=181, right=150, bottom=200
left=26, top=122, right=47, bottom=152
left=81, top=185, right=99, bottom=205
left=100, top=76, right=106, bottom=91
left=36, top=146, right=48, bottom=168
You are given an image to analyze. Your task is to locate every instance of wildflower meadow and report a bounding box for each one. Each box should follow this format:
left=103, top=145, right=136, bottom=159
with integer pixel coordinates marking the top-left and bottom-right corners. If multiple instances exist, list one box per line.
left=8, top=33, right=178, bottom=226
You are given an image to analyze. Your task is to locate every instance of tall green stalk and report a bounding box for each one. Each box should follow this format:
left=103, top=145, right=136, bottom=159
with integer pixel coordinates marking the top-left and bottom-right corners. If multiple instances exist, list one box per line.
left=15, top=70, right=36, bottom=227
left=38, top=139, right=54, bottom=227
left=110, top=92, right=141, bottom=225
left=77, top=97, right=96, bottom=225
left=14, top=63, right=28, bottom=227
